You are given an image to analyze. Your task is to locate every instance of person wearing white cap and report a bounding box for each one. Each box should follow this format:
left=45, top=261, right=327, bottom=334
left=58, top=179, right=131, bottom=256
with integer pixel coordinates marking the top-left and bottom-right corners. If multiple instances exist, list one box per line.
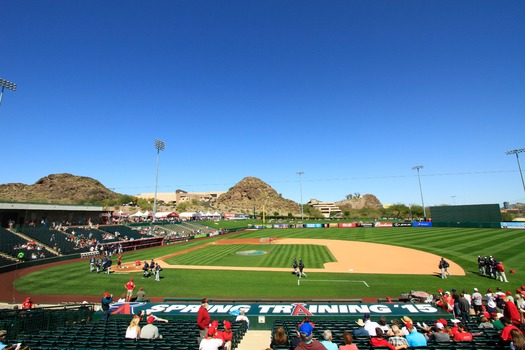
left=472, top=288, right=483, bottom=316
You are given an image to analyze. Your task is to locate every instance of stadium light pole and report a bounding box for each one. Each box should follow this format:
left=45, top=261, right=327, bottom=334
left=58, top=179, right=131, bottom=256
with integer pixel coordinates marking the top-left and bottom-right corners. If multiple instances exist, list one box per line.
left=153, top=139, right=165, bottom=220
left=0, top=78, right=17, bottom=107
left=412, top=165, right=426, bottom=220
left=451, top=196, right=456, bottom=205
left=297, top=171, right=304, bottom=220
left=506, top=148, right=525, bottom=194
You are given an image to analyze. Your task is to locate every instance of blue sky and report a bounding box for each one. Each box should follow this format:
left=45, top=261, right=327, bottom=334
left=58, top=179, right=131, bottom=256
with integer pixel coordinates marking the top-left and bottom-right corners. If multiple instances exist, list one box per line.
left=1, top=0, right=524, bottom=207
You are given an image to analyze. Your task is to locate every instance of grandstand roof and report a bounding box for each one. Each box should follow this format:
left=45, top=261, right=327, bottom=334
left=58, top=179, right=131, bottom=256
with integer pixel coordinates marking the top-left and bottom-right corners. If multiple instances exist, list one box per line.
left=0, top=202, right=103, bottom=211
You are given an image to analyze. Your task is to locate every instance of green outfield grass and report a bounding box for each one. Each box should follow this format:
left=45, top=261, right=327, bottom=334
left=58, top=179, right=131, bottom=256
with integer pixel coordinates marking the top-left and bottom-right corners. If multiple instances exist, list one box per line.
left=13, top=227, right=525, bottom=300
left=164, top=244, right=335, bottom=268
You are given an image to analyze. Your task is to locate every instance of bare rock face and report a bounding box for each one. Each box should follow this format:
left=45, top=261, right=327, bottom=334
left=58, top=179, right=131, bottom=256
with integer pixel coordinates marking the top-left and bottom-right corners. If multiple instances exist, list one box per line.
left=216, top=176, right=301, bottom=216
left=0, top=173, right=119, bottom=204
left=336, top=194, right=383, bottom=210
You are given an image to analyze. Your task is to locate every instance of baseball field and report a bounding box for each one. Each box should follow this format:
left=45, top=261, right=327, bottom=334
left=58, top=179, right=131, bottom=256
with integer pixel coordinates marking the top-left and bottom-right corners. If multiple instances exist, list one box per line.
left=6, top=225, right=525, bottom=304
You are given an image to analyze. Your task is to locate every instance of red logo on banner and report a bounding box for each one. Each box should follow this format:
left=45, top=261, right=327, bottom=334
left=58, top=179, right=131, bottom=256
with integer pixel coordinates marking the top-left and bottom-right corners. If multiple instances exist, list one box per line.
left=291, top=304, right=312, bottom=316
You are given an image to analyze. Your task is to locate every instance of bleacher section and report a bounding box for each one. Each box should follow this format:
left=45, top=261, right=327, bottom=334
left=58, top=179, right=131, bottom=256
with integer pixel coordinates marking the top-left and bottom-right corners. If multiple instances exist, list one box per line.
left=270, top=319, right=508, bottom=350
left=0, top=227, right=53, bottom=265
left=16, top=318, right=247, bottom=350
left=98, top=225, right=144, bottom=240
left=64, top=227, right=120, bottom=244
left=19, top=227, right=85, bottom=255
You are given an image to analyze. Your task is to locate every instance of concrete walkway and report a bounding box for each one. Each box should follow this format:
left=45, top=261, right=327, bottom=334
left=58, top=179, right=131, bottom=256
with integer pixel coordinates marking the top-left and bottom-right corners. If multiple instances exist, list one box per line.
left=236, top=330, right=271, bottom=350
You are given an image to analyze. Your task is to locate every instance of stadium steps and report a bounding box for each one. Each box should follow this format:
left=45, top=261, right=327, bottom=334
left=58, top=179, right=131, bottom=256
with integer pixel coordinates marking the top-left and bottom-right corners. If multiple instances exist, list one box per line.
left=235, top=330, right=271, bottom=350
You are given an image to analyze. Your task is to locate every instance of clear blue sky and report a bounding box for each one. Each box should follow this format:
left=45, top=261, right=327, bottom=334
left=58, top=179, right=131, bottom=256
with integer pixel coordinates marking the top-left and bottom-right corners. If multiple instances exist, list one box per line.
left=1, top=0, right=524, bottom=207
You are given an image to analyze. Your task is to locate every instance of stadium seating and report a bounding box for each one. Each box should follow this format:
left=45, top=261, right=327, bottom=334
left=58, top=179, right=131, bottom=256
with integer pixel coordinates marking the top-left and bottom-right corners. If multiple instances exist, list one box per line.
left=64, top=227, right=120, bottom=244
left=270, top=319, right=510, bottom=350
left=16, top=317, right=247, bottom=350
left=98, top=225, right=144, bottom=240
left=0, top=227, right=53, bottom=265
left=19, top=227, right=84, bottom=254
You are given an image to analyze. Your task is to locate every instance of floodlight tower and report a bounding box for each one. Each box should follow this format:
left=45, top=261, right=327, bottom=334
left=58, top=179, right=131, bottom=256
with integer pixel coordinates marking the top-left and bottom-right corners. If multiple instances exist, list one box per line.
left=296, top=171, right=304, bottom=220
left=0, top=78, right=17, bottom=107
left=506, top=148, right=525, bottom=194
left=412, top=165, right=426, bottom=220
left=153, top=139, right=165, bottom=220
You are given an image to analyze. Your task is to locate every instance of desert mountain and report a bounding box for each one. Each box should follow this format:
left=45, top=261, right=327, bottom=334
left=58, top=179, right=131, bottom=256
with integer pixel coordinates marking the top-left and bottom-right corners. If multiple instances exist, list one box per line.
left=0, top=173, right=120, bottom=204
left=216, top=176, right=301, bottom=216
left=336, top=194, right=383, bottom=211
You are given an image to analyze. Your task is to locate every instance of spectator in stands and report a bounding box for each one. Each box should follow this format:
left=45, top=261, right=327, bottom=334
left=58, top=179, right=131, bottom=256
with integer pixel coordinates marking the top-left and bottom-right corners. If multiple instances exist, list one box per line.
left=478, top=316, right=494, bottom=329
left=199, top=327, right=222, bottom=350
left=363, top=314, right=380, bottom=336
left=453, top=323, right=473, bottom=342
left=353, top=319, right=369, bottom=338
left=320, top=329, right=337, bottom=350
left=136, top=287, right=146, bottom=301
left=298, top=316, right=315, bottom=329
left=400, top=316, right=412, bottom=336
left=405, top=323, right=427, bottom=347
left=387, top=325, right=409, bottom=350
left=504, top=294, right=522, bottom=326
left=501, top=317, right=523, bottom=344
left=492, top=313, right=505, bottom=330
left=101, top=292, right=113, bottom=321
left=0, top=329, right=8, bottom=349
left=21, top=297, right=33, bottom=309
left=289, top=328, right=301, bottom=349
left=427, top=321, right=451, bottom=342
left=270, top=326, right=287, bottom=349
left=197, top=298, right=211, bottom=343
left=125, top=316, right=141, bottom=339
left=146, top=310, right=169, bottom=323
left=378, top=316, right=391, bottom=333
left=221, top=320, right=233, bottom=350
left=511, top=329, right=525, bottom=350
left=140, top=315, right=161, bottom=339
left=117, top=293, right=126, bottom=303
left=295, top=322, right=325, bottom=350
left=235, top=309, right=250, bottom=329
left=472, top=287, right=483, bottom=316
left=339, top=332, right=358, bottom=350
left=370, top=328, right=395, bottom=349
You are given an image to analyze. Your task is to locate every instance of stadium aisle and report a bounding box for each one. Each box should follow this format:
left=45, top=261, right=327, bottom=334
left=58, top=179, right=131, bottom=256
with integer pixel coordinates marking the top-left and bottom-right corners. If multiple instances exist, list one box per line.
left=236, top=330, right=271, bottom=350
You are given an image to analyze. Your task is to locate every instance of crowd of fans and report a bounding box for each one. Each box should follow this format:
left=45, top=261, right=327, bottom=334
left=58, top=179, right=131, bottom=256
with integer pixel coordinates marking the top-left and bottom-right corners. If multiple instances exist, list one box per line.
left=268, top=285, right=525, bottom=350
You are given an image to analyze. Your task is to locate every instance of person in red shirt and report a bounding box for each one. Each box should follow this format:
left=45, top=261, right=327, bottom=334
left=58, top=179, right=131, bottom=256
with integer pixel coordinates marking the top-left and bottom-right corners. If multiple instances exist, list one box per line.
left=221, top=320, right=233, bottom=350
left=197, top=298, right=211, bottom=343
left=124, top=278, right=135, bottom=302
left=503, top=295, right=521, bottom=326
left=370, top=328, right=395, bottom=349
left=501, top=317, right=523, bottom=343
left=453, top=323, right=473, bottom=342
left=21, top=297, right=34, bottom=309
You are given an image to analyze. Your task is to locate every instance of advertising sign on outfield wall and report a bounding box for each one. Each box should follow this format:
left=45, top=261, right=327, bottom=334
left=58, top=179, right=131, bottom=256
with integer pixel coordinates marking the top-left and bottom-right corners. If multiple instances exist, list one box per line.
left=338, top=223, right=357, bottom=228
left=106, top=302, right=448, bottom=318
left=413, top=221, right=432, bottom=227
left=374, top=222, right=393, bottom=227
left=501, top=222, right=525, bottom=229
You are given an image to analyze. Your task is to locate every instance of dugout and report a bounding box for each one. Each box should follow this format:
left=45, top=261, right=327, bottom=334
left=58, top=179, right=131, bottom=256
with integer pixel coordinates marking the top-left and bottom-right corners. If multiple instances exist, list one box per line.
left=430, top=204, right=502, bottom=228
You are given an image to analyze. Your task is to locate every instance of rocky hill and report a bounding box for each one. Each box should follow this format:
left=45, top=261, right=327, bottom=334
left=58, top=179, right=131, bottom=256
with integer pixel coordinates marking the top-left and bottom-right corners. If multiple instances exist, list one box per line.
left=216, top=176, right=301, bottom=216
left=336, top=194, right=383, bottom=211
left=0, top=173, right=120, bottom=204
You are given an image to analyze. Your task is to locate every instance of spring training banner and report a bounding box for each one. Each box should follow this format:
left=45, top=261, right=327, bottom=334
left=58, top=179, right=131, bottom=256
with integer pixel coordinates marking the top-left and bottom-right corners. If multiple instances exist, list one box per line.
left=105, top=302, right=449, bottom=318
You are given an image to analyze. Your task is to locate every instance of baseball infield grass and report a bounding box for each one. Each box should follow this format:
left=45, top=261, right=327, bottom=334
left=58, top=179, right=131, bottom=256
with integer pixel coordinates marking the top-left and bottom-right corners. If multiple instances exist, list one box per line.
left=13, top=226, right=525, bottom=300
